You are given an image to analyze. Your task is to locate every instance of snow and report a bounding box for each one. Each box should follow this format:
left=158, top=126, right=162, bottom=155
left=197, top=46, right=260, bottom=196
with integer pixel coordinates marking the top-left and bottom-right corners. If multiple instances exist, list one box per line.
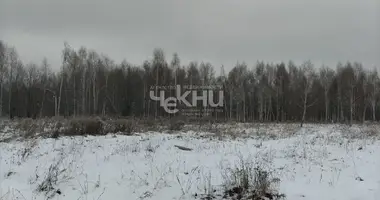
left=0, top=124, right=379, bottom=200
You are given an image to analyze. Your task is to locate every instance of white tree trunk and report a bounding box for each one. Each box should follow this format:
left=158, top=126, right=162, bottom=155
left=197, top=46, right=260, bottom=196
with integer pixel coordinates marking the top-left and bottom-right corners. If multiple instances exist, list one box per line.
left=243, top=94, right=246, bottom=122
left=40, top=88, right=46, bottom=117
left=82, top=68, right=86, bottom=115
left=301, top=91, right=308, bottom=127
left=350, top=88, right=354, bottom=126
left=8, top=65, right=13, bottom=119
left=325, top=90, right=329, bottom=122
left=229, top=90, right=233, bottom=119
left=73, top=76, right=76, bottom=117
left=57, top=74, right=64, bottom=117
left=93, top=73, right=97, bottom=115
left=362, top=103, right=367, bottom=123
left=371, top=100, right=376, bottom=121
left=0, top=81, right=2, bottom=117
left=259, top=92, right=263, bottom=122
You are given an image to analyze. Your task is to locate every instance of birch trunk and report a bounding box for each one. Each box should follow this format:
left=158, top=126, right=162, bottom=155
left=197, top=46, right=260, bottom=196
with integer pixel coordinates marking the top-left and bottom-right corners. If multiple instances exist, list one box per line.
left=371, top=100, right=376, bottom=121
left=301, top=91, right=308, bottom=127
left=8, top=64, right=13, bottom=119
left=349, top=88, right=353, bottom=126
left=82, top=67, right=86, bottom=115
left=325, top=90, right=329, bottom=122
left=0, top=80, right=2, bottom=117
left=57, top=73, right=64, bottom=117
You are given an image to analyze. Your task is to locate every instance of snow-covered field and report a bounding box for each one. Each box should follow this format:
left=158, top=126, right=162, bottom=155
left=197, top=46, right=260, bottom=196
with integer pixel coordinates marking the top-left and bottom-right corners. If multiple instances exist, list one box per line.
left=0, top=123, right=379, bottom=200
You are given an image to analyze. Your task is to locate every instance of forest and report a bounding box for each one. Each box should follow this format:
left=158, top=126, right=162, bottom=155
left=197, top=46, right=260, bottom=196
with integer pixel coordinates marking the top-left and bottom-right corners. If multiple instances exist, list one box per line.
left=0, top=40, right=379, bottom=125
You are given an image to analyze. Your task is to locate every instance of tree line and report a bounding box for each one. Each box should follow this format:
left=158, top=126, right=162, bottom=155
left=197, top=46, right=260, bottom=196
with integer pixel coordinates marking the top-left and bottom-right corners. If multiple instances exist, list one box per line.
left=0, top=40, right=379, bottom=125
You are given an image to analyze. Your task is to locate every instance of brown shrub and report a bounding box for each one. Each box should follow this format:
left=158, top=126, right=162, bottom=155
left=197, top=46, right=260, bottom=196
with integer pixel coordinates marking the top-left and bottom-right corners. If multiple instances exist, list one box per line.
left=169, top=119, right=185, bottom=131
left=110, top=119, right=137, bottom=134
left=65, top=118, right=104, bottom=136
left=16, top=118, right=39, bottom=138
left=140, top=118, right=159, bottom=131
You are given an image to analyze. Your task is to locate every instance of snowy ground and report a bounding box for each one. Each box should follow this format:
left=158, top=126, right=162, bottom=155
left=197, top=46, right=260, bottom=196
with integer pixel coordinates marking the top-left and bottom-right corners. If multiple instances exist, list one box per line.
left=0, top=123, right=379, bottom=200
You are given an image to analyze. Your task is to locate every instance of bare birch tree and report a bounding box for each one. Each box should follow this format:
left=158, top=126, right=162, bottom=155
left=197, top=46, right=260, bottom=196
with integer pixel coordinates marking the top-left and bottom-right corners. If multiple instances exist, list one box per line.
left=300, top=61, right=316, bottom=127
left=319, top=66, right=334, bottom=121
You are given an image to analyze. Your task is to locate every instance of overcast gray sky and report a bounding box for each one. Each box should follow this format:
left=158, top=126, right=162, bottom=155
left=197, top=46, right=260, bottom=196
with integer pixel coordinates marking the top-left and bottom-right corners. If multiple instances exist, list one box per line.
left=1, top=0, right=379, bottom=71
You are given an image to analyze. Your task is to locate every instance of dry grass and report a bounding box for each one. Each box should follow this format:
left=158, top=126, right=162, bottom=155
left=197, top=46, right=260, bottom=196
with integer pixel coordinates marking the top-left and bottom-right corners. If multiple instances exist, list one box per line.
left=64, top=117, right=104, bottom=136
left=169, top=119, right=185, bottom=131
left=220, top=157, right=285, bottom=200
left=2, top=118, right=380, bottom=142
